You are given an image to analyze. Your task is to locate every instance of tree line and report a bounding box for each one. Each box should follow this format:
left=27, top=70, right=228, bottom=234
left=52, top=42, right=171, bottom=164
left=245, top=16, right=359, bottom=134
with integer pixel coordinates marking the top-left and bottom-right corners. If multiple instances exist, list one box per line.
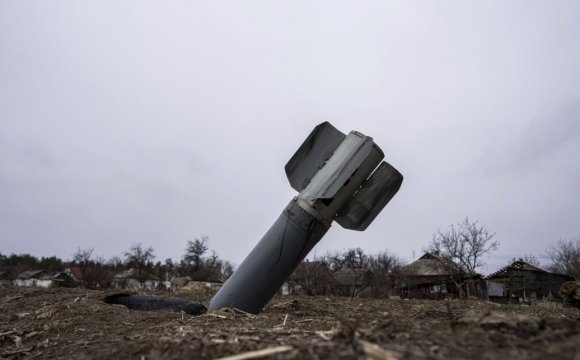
left=0, top=236, right=233, bottom=289
left=1, top=220, right=578, bottom=295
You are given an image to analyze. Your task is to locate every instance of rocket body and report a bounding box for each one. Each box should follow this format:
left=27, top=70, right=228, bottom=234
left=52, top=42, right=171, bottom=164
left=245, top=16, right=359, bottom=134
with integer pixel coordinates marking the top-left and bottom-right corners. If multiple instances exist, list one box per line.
left=208, top=200, right=328, bottom=313
left=209, top=123, right=403, bottom=314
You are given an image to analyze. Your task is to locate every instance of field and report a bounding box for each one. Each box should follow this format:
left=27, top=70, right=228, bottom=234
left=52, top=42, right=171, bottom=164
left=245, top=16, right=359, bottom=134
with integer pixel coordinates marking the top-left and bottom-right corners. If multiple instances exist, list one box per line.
left=1, top=287, right=579, bottom=359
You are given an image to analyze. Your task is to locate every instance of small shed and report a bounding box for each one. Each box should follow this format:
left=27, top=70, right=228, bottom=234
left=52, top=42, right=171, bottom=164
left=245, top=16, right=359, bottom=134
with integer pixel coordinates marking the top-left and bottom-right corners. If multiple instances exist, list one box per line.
left=486, top=259, right=574, bottom=302
left=112, top=268, right=160, bottom=290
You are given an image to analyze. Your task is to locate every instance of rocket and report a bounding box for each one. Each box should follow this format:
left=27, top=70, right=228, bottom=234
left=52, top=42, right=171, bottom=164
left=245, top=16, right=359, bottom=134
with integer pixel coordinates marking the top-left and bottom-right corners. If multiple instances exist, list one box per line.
left=208, top=122, right=403, bottom=314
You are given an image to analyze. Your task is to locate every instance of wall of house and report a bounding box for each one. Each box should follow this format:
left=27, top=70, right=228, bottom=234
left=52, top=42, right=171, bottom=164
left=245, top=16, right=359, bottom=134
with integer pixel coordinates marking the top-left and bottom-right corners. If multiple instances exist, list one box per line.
left=13, top=279, right=53, bottom=288
left=506, top=271, right=572, bottom=299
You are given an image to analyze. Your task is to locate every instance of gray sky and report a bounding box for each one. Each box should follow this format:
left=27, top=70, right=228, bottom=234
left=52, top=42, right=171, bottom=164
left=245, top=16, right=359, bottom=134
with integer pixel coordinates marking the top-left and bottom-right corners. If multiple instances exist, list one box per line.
left=1, top=1, right=579, bottom=273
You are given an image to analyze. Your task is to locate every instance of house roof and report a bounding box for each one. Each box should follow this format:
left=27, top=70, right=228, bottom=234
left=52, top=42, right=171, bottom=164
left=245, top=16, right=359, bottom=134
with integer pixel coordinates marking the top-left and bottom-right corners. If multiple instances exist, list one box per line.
left=16, top=269, right=48, bottom=279
left=333, top=268, right=373, bottom=286
left=486, top=259, right=553, bottom=279
left=113, top=268, right=160, bottom=281
left=66, top=267, right=83, bottom=280
left=401, top=253, right=452, bottom=277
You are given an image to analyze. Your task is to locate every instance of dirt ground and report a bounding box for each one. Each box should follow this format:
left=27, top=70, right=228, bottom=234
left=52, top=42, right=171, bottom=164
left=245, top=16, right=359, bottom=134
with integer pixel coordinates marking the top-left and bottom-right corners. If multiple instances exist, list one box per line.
left=1, top=287, right=579, bottom=359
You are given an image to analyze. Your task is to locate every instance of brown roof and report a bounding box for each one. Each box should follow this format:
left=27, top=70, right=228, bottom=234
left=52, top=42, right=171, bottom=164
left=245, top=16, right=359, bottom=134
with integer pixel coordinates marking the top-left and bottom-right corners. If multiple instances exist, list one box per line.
left=487, top=259, right=550, bottom=279
left=16, top=269, right=48, bottom=279
left=401, top=253, right=451, bottom=277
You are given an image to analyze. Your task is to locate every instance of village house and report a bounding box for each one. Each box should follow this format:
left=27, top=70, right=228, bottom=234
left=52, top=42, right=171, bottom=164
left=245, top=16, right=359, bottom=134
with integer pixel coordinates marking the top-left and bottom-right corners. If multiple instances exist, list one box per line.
left=111, top=268, right=160, bottom=290
left=13, top=269, right=76, bottom=288
left=400, top=253, right=485, bottom=299
left=486, top=259, right=574, bottom=303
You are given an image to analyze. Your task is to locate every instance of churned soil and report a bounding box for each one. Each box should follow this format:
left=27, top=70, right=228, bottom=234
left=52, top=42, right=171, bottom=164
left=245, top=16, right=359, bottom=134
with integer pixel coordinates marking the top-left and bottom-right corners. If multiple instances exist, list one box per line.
left=1, top=287, right=579, bottom=359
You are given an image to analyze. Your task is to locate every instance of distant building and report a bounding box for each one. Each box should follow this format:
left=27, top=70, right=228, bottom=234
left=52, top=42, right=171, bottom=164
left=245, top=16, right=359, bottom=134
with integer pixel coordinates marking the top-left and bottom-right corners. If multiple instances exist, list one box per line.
left=13, top=269, right=76, bottom=288
left=486, top=259, right=574, bottom=302
left=111, top=268, right=160, bottom=290
left=400, top=253, right=485, bottom=299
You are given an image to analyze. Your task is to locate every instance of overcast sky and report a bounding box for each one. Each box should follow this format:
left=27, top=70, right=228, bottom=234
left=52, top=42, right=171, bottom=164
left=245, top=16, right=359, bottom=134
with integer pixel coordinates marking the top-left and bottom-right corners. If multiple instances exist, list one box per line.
left=1, top=1, right=579, bottom=273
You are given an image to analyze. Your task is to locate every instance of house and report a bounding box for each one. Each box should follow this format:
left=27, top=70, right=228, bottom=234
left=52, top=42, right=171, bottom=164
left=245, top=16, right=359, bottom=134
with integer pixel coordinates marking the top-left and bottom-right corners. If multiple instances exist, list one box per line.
left=65, top=266, right=84, bottom=282
left=486, top=259, right=574, bottom=302
left=400, top=253, right=485, bottom=299
left=400, top=253, right=454, bottom=298
left=333, top=268, right=374, bottom=297
left=285, top=261, right=338, bottom=295
left=13, top=270, right=76, bottom=288
left=111, top=268, right=160, bottom=290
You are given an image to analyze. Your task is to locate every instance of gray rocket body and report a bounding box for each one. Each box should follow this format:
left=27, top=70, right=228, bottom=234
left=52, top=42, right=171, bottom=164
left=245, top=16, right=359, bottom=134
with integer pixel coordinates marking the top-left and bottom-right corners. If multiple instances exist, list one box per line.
left=209, top=122, right=403, bottom=314
left=208, top=200, right=328, bottom=314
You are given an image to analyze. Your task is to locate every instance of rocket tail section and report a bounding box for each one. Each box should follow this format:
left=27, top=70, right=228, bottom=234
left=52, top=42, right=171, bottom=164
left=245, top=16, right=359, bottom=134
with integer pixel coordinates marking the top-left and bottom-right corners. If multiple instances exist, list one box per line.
left=335, top=161, right=403, bottom=231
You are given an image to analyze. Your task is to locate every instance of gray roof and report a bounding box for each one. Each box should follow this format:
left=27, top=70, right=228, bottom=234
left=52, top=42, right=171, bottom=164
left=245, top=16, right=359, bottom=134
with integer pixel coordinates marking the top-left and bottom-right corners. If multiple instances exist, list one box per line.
left=113, top=268, right=159, bottom=281
left=486, top=259, right=562, bottom=280
left=16, top=269, right=48, bottom=279
left=401, top=253, right=452, bottom=277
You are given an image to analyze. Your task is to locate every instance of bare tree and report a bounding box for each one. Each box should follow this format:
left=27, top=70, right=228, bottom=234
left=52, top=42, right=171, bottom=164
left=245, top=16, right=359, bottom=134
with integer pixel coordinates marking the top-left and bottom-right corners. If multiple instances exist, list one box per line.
left=427, top=217, right=498, bottom=298
left=71, top=248, right=113, bottom=288
left=180, top=236, right=231, bottom=281
left=72, top=247, right=94, bottom=286
left=124, top=243, right=155, bottom=283
left=107, top=256, right=124, bottom=269
left=343, top=248, right=370, bottom=269
left=546, top=238, right=580, bottom=279
left=368, top=250, right=406, bottom=297
left=221, top=260, right=235, bottom=279
left=182, top=236, right=209, bottom=274
left=320, top=248, right=370, bottom=272
left=73, top=247, right=93, bottom=266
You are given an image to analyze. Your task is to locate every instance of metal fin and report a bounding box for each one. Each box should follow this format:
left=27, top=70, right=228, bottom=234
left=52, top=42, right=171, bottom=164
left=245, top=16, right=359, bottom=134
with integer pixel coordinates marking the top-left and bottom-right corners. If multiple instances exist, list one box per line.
left=335, top=161, right=403, bottom=231
left=285, top=122, right=346, bottom=192
left=302, top=132, right=374, bottom=201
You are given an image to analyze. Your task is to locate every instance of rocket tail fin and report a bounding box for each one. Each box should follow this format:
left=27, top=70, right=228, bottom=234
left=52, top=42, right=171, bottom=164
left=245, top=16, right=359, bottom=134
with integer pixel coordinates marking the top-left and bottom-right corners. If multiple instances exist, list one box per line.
left=335, top=161, right=403, bottom=231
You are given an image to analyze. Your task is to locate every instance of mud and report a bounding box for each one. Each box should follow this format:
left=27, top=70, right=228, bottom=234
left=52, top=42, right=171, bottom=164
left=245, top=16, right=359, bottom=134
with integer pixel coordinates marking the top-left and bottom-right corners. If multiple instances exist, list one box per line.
left=1, top=287, right=579, bottom=359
